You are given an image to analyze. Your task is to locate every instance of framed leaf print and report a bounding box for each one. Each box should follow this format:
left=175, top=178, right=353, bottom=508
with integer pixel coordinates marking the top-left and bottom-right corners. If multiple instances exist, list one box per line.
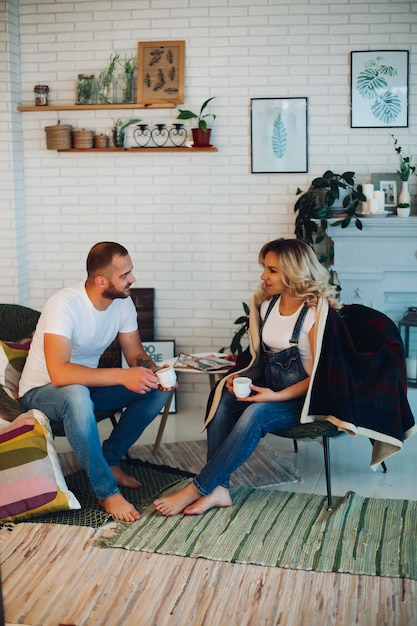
left=137, top=40, right=185, bottom=106
left=350, top=50, right=409, bottom=128
left=250, top=97, right=308, bottom=173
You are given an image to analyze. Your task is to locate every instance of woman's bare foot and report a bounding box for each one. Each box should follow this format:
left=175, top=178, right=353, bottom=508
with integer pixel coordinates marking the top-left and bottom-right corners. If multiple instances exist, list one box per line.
left=183, top=485, right=232, bottom=515
left=98, top=493, right=140, bottom=522
left=153, top=483, right=201, bottom=516
left=111, top=466, right=141, bottom=488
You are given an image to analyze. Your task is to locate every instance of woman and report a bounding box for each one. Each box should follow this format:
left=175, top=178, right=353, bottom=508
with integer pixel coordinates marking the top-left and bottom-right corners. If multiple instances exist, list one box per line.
left=154, top=238, right=342, bottom=516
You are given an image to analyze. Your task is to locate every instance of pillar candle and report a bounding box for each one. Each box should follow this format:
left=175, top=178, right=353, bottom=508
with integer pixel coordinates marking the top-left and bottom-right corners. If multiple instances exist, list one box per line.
left=361, top=200, right=369, bottom=213
left=373, top=190, right=385, bottom=212
left=368, top=198, right=379, bottom=213
left=362, top=183, right=374, bottom=201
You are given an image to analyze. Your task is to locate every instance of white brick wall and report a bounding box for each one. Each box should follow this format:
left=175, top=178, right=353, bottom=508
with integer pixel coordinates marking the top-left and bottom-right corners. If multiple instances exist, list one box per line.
left=1, top=0, right=417, bottom=358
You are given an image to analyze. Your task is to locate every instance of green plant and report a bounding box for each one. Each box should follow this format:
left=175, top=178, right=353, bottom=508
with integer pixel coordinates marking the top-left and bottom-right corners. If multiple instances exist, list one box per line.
left=97, top=52, right=120, bottom=103
left=390, top=134, right=416, bottom=181
left=176, top=97, right=216, bottom=131
left=121, top=55, right=137, bottom=103
left=220, top=301, right=250, bottom=356
left=294, top=170, right=366, bottom=268
left=112, top=117, right=141, bottom=147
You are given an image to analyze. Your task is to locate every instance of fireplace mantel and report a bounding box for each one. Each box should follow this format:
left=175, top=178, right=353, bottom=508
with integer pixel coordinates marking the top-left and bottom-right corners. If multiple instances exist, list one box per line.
left=330, top=216, right=417, bottom=311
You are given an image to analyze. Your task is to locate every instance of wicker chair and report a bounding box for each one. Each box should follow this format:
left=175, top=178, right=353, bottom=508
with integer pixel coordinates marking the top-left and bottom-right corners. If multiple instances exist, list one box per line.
left=0, top=303, right=119, bottom=434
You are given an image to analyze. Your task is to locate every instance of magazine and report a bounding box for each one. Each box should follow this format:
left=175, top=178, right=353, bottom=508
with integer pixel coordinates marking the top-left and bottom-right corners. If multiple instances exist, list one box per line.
left=174, top=352, right=235, bottom=372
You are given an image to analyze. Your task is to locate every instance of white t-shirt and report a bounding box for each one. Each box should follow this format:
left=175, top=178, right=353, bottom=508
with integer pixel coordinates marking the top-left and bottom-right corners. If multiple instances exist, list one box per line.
left=19, top=282, right=138, bottom=396
left=260, top=299, right=316, bottom=375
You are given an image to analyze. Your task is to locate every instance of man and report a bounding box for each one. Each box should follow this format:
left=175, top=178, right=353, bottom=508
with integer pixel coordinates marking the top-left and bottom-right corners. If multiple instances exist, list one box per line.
left=19, top=242, right=175, bottom=522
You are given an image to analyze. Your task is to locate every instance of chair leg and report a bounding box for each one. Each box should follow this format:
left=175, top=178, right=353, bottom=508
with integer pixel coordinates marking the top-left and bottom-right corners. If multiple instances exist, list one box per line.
left=322, top=435, right=333, bottom=511
left=293, top=439, right=298, bottom=452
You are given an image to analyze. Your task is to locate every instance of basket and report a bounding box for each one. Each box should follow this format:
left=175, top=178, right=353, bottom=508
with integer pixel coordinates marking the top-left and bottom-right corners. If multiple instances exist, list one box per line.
left=94, top=134, right=108, bottom=149
left=73, top=128, right=94, bottom=149
left=44, top=121, right=72, bottom=150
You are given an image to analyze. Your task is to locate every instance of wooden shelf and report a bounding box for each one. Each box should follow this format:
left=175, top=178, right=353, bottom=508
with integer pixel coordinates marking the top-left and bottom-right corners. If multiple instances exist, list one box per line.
left=57, top=146, right=217, bottom=153
left=17, top=103, right=176, bottom=112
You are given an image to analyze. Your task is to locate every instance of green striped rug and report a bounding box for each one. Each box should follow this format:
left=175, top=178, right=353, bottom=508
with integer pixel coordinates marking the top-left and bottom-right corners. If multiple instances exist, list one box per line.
left=97, top=487, right=417, bottom=579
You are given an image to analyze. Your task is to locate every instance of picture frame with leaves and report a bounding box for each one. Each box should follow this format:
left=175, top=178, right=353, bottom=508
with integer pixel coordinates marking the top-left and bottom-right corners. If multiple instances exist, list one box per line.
left=350, top=50, right=409, bottom=128
left=137, top=40, right=185, bottom=106
left=250, top=97, right=308, bottom=174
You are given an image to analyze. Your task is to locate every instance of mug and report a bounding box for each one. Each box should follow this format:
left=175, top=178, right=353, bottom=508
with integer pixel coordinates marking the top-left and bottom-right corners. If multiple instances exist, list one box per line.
left=233, top=376, right=252, bottom=398
left=156, top=367, right=177, bottom=388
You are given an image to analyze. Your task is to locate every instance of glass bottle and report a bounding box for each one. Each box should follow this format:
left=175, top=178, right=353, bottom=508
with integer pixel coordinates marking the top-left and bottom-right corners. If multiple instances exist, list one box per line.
left=34, top=85, right=49, bottom=106
left=75, top=74, right=95, bottom=105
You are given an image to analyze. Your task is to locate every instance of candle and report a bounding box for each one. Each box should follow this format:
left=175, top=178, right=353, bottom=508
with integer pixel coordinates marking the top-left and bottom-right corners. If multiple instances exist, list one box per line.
left=373, top=190, right=385, bottom=212
left=406, top=357, right=417, bottom=381
left=362, top=183, right=374, bottom=201
left=368, top=198, right=379, bottom=213
left=361, top=200, right=369, bottom=213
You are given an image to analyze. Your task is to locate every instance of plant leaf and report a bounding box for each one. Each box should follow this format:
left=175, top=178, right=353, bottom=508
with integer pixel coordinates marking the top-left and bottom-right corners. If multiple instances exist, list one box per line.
left=371, top=91, right=402, bottom=124
left=271, top=114, right=287, bottom=158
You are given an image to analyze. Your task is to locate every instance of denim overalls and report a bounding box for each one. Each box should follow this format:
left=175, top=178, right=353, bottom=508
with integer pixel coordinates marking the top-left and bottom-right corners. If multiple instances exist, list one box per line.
left=261, top=295, right=309, bottom=392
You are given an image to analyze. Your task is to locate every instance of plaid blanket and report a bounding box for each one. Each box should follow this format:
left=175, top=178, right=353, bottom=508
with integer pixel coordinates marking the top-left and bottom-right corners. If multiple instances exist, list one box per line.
left=305, top=304, right=415, bottom=465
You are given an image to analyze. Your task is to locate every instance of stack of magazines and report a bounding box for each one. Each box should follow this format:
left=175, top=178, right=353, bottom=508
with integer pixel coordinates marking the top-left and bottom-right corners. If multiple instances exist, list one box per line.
left=174, top=353, right=235, bottom=372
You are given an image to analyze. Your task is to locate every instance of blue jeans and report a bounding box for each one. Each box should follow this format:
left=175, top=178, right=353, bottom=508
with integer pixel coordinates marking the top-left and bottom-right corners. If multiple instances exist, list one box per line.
left=20, top=384, right=170, bottom=501
left=194, top=388, right=303, bottom=496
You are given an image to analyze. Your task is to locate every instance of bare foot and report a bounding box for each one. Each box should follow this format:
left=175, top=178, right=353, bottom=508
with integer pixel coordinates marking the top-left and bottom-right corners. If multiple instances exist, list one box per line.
left=183, top=485, right=232, bottom=515
left=153, top=483, right=201, bottom=516
left=98, top=493, right=140, bottom=522
left=111, top=466, right=141, bottom=489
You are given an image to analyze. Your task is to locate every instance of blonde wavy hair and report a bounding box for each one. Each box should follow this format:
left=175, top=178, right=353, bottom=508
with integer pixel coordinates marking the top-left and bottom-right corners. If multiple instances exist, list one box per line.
left=255, top=238, right=342, bottom=310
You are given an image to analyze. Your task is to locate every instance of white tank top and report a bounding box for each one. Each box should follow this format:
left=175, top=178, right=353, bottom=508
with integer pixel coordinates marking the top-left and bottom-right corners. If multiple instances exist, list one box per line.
left=260, top=299, right=316, bottom=375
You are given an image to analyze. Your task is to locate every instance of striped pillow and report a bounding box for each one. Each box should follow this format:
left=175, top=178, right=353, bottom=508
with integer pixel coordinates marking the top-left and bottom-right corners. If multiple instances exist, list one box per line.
left=0, top=410, right=80, bottom=522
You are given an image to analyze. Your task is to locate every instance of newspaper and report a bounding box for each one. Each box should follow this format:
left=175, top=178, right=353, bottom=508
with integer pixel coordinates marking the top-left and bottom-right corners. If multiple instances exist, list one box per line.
left=174, top=352, right=235, bottom=372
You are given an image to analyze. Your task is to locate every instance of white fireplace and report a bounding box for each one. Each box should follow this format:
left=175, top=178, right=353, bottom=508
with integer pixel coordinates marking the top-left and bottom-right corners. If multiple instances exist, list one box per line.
left=330, top=216, right=417, bottom=416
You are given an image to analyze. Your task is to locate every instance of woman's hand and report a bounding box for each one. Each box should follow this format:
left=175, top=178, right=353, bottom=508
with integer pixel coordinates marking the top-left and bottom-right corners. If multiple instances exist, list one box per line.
left=240, top=384, right=276, bottom=402
left=225, top=374, right=238, bottom=394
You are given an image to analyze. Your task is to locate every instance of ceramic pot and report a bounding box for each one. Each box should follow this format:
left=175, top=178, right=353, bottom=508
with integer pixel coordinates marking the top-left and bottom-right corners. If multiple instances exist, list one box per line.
left=191, top=128, right=212, bottom=147
left=398, top=180, right=411, bottom=206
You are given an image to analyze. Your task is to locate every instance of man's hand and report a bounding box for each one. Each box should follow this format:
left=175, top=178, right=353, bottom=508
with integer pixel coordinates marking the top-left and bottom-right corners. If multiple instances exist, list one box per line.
left=122, top=367, right=159, bottom=394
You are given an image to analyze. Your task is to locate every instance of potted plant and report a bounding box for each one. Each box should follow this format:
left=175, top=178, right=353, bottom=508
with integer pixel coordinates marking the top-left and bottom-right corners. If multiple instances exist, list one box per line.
left=112, top=117, right=142, bottom=147
left=390, top=134, right=416, bottom=207
left=176, top=96, right=216, bottom=147
left=220, top=301, right=250, bottom=356
left=97, top=52, right=120, bottom=104
left=294, top=170, right=366, bottom=268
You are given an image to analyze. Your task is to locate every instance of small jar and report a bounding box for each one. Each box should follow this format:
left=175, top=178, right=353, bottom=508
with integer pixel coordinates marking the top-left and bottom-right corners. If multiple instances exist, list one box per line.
left=34, top=85, right=49, bottom=106
left=75, top=74, right=95, bottom=105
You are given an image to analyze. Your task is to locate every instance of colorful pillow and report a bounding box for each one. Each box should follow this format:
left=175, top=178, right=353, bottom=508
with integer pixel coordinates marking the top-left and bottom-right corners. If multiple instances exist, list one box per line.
left=0, top=409, right=81, bottom=522
left=0, top=338, right=32, bottom=399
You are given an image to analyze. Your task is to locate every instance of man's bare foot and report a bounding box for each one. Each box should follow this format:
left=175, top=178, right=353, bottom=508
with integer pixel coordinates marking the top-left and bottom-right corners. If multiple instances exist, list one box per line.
left=183, top=485, right=232, bottom=515
left=153, top=483, right=201, bottom=516
left=111, top=466, right=141, bottom=489
left=98, top=493, right=140, bottom=522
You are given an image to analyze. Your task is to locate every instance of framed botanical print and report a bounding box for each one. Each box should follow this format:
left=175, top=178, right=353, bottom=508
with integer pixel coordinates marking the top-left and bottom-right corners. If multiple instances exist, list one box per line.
left=350, top=50, right=409, bottom=128
left=137, top=40, right=185, bottom=106
left=250, top=97, right=308, bottom=173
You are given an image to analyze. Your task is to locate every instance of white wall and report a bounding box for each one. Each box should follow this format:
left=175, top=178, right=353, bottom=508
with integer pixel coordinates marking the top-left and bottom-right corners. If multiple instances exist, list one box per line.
left=1, top=0, right=416, bottom=365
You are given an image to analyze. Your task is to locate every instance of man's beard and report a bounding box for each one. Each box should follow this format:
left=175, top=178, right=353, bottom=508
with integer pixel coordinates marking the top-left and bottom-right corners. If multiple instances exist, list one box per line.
left=102, top=281, right=131, bottom=300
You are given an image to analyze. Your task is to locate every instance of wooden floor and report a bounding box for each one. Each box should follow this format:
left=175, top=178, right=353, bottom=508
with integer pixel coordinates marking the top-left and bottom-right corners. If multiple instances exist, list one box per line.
left=1, top=440, right=416, bottom=626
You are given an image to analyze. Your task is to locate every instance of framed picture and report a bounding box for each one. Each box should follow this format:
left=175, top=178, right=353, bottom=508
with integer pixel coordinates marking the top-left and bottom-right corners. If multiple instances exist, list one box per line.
left=143, top=340, right=176, bottom=413
left=371, top=173, right=402, bottom=208
left=350, top=50, right=409, bottom=128
left=137, top=40, right=185, bottom=106
left=250, top=97, right=308, bottom=173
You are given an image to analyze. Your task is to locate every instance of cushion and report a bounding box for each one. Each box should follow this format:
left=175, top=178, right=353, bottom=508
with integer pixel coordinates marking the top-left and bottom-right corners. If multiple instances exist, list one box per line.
left=0, top=409, right=81, bottom=522
left=0, top=337, right=32, bottom=398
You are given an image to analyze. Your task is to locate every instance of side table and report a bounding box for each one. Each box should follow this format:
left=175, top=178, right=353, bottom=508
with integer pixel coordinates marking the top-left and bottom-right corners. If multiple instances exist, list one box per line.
left=152, top=353, right=233, bottom=454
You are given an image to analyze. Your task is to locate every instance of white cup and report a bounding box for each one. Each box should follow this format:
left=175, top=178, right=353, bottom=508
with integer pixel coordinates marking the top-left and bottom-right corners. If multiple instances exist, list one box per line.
left=156, top=367, right=177, bottom=388
left=233, top=376, right=252, bottom=398
left=397, top=207, right=410, bottom=218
